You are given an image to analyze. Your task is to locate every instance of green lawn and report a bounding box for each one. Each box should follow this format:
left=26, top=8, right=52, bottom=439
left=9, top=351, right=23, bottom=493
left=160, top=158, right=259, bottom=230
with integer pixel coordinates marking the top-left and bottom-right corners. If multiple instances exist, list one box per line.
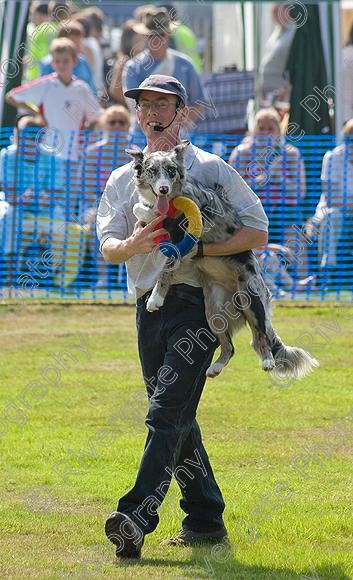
left=0, top=303, right=352, bottom=579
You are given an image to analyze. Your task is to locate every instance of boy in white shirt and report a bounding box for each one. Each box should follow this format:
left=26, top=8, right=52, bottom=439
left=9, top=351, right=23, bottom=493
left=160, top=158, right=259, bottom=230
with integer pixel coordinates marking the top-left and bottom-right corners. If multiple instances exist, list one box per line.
left=6, top=38, right=102, bottom=161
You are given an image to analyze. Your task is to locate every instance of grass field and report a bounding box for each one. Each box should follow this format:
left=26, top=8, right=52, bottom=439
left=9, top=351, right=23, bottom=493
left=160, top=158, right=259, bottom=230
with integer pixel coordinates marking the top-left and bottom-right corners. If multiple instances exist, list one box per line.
left=0, top=303, right=352, bottom=579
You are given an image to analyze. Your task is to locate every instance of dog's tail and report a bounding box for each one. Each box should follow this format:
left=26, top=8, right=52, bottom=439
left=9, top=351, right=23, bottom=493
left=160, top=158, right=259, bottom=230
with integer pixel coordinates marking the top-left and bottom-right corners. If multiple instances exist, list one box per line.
left=270, top=334, right=319, bottom=380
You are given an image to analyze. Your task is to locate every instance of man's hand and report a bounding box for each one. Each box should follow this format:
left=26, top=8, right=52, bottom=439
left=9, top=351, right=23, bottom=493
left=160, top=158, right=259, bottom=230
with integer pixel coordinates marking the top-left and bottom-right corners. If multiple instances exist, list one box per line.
left=102, top=215, right=170, bottom=264
left=128, top=215, right=170, bottom=255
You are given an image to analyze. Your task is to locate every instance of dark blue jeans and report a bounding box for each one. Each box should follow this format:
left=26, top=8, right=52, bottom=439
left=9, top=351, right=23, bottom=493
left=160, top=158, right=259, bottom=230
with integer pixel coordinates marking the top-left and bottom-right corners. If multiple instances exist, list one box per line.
left=117, top=284, right=226, bottom=535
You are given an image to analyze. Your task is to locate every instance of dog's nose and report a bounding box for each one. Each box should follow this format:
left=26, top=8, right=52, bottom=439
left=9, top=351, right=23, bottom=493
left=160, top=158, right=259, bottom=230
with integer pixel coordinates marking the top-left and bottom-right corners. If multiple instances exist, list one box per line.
left=159, top=186, right=169, bottom=195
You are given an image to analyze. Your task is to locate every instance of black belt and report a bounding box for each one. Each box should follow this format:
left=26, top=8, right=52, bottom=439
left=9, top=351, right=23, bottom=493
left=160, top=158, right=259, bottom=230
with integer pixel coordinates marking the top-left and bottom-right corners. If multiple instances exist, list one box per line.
left=139, top=284, right=203, bottom=306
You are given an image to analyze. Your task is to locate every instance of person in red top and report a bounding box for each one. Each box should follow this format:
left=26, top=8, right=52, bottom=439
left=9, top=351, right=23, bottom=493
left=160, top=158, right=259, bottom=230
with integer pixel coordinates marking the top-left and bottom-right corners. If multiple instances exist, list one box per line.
left=228, top=108, right=306, bottom=245
left=6, top=38, right=102, bottom=161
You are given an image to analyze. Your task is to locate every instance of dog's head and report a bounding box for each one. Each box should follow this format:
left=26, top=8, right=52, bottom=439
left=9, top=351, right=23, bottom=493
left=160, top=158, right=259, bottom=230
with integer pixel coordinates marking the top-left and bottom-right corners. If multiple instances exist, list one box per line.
left=126, top=141, right=189, bottom=206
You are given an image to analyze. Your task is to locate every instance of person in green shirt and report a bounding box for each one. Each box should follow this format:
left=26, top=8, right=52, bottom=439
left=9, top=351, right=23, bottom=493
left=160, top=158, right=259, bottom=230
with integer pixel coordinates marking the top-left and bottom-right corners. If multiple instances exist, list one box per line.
left=25, top=1, right=57, bottom=81
left=162, top=4, right=203, bottom=74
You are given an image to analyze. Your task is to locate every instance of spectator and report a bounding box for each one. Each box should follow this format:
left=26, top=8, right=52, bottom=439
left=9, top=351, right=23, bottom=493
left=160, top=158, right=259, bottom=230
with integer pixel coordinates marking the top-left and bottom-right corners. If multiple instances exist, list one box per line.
left=81, top=105, right=131, bottom=289
left=79, top=7, right=105, bottom=93
left=28, top=1, right=49, bottom=30
left=133, top=4, right=154, bottom=21
left=228, top=108, right=306, bottom=248
left=306, top=119, right=353, bottom=286
left=255, top=244, right=316, bottom=297
left=25, top=1, right=56, bottom=81
left=39, top=22, right=97, bottom=95
left=0, top=190, right=13, bottom=274
left=161, top=4, right=203, bottom=73
left=48, top=1, right=73, bottom=30
left=24, top=0, right=71, bottom=81
left=109, top=20, right=147, bottom=106
left=49, top=1, right=71, bottom=19
left=258, top=3, right=295, bottom=104
left=7, top=37, right=102, bottom=236
left=123, top=7, right=205, bottom=144
left=0, top=184, right=12, bottom=225
left=73, top=15, right=97, bottom=77
left=83, top=105, right=131, bottom=202
left=6, top=38, right=102, bottom=162
left=0, top=115, right=68, bottom=282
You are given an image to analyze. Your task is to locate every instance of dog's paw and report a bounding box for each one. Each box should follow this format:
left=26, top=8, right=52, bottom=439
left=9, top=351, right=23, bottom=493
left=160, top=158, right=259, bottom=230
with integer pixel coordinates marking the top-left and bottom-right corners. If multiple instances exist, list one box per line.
left=146, top=293, right=165, bottom=312
left=206, top=363, right=224, bottom=378
left=262, top=357, right=275, bottom=372
left=133, top=203, right=156, bottom=223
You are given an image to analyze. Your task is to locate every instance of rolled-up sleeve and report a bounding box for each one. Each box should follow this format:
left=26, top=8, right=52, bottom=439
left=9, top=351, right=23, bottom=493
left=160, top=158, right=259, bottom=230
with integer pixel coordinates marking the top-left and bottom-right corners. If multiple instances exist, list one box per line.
left=217, top=158, right=269, bottom=232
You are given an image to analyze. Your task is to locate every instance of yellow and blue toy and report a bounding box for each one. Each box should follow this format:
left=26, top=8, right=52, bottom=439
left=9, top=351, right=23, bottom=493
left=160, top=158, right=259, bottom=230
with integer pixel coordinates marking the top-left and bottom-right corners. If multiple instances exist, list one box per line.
left=153, top=196, right=203, bottom=258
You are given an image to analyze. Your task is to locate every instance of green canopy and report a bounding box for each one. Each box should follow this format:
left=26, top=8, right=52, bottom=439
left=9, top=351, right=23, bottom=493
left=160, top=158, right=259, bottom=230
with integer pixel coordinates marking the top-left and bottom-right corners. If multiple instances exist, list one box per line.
left=286, top=3, right=332, bottom=135
left=0, top=0, right=30, bottom=126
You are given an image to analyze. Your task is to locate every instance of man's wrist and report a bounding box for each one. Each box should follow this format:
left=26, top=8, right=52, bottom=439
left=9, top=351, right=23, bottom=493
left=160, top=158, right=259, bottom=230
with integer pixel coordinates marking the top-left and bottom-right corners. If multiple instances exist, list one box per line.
left=122, top=237, right=135, bottom=260
left=102, top=237, right=135, bottom=264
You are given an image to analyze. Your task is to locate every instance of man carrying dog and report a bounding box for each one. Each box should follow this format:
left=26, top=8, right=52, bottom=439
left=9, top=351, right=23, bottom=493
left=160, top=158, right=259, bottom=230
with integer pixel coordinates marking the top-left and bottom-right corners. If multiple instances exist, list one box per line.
left=97, top=75, right=268, bottom=559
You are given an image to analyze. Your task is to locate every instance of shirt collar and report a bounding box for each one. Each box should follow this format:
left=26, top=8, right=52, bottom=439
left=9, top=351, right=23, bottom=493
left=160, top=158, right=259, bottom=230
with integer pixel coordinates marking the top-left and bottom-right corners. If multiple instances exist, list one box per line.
left=184, top=143, right=198, bottom=170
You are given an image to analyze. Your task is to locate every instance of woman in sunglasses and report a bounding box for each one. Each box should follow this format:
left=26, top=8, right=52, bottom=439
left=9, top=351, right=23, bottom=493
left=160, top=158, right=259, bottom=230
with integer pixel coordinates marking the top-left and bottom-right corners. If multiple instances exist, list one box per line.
left=80, top=105, right=131, bottom=289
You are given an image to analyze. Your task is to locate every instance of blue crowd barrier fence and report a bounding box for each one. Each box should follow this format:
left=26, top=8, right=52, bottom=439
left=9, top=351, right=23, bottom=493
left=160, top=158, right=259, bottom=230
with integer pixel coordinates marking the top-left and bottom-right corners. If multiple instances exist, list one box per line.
left=0, top=128, right=352, bottom=304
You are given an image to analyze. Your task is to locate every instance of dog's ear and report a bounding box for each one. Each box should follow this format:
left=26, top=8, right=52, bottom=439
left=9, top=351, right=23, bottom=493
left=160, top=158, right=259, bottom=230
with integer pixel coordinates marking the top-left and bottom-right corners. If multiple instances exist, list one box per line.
left=172, top=140, right=189, bottom=164
left=126, top=149, right=144, bottom=163
left=126, top=149, right=144, bottom=177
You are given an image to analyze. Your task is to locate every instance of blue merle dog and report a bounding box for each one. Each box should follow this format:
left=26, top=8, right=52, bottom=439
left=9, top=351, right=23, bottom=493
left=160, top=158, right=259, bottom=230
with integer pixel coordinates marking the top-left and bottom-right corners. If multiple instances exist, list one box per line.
left=128, top=141, right=318, bottom=380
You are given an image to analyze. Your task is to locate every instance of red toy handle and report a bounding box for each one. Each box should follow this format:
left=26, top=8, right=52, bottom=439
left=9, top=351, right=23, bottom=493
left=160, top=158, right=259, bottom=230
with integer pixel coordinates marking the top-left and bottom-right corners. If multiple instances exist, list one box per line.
left=153, top=200, right=179, bottom=244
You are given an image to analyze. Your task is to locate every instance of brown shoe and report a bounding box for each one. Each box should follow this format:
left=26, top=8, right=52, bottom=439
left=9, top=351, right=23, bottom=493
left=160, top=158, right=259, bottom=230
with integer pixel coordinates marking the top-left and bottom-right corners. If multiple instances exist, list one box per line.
left=160, top=527, right=228, bottom=546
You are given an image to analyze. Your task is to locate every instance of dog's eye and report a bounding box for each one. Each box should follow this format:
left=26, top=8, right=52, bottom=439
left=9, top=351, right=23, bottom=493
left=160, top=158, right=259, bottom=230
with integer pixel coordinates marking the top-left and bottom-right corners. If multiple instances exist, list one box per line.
left=135, top=163, right=143, bottom=177
left=167, top=167, right=176, bottom=178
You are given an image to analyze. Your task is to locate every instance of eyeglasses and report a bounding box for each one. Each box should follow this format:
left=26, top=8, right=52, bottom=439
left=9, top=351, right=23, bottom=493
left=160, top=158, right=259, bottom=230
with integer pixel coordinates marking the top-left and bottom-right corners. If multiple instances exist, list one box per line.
left=135, top=100, right=174, bottom=112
